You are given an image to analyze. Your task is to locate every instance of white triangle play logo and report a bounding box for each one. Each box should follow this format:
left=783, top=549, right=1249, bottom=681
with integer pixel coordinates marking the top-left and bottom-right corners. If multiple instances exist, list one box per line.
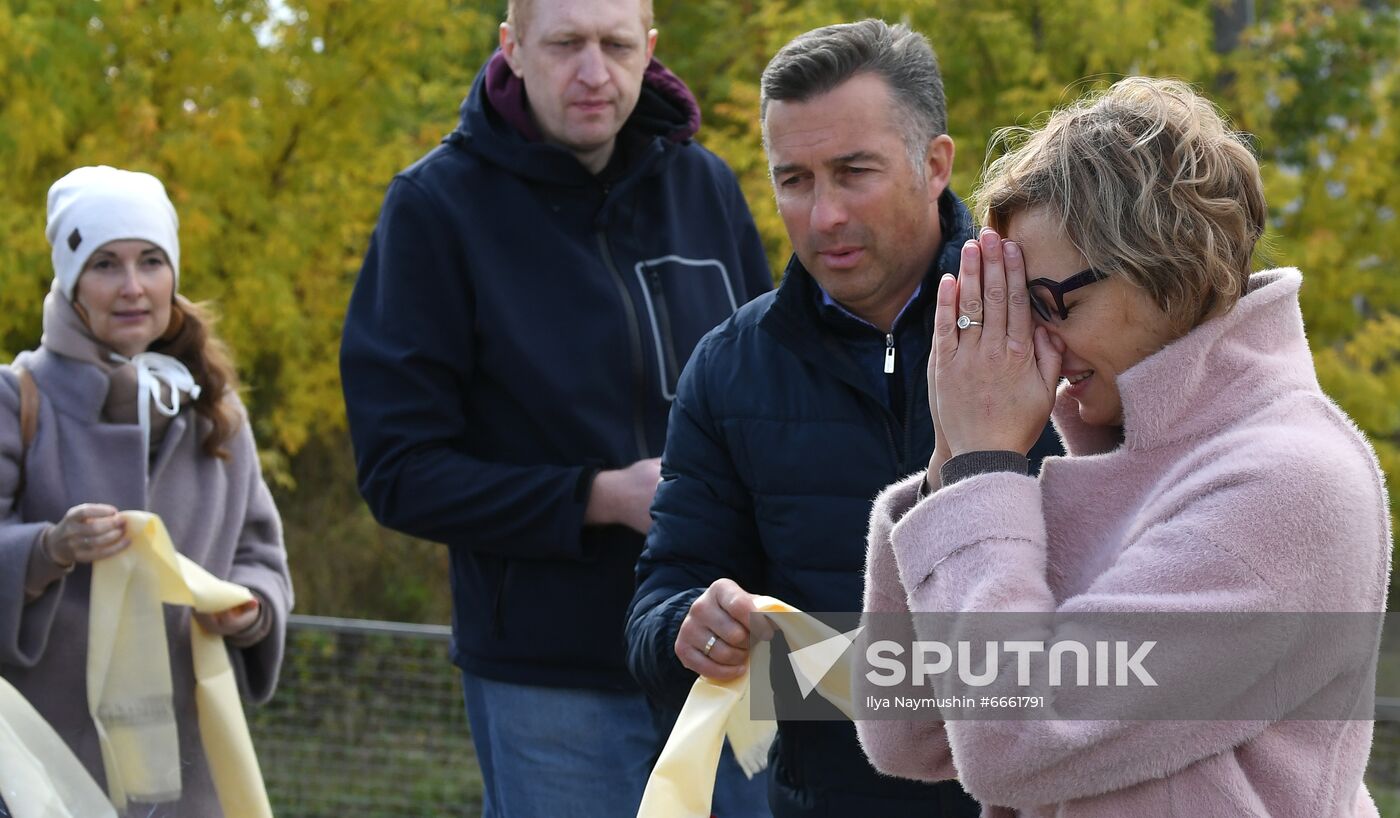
left=788, top=626, right=863, bottom=699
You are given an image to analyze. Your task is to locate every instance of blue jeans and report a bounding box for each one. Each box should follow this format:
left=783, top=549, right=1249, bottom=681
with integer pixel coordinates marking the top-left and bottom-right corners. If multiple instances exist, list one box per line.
left=461, top=672, right=770, bottom=818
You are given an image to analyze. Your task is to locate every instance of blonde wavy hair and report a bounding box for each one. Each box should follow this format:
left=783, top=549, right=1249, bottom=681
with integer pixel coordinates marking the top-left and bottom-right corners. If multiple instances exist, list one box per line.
left=974, top=77, right=1267, bottom=334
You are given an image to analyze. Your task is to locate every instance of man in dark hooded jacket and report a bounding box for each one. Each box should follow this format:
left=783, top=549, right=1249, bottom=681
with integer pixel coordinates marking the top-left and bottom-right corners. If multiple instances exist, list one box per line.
left=340, top=0, right=772, bottom=814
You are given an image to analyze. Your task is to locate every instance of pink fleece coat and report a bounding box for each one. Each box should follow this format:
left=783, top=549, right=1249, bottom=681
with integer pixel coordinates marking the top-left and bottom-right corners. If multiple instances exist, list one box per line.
left=857, top=269, right=1392, bottom=817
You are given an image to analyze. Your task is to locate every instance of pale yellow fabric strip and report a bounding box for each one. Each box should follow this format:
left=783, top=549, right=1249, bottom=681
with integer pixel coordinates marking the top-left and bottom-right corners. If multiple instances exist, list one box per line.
left=190, top=618, right=272, bottom=818
left=636, top=597, right=855, bottom=818
left=88, top=515, right=180, bottom=807
left=640, top=673, right=751, bottom=818
left=0, top=677, right=116, bottom=818
left=88, top=511, right=272, bottom=817
left=751, top=598, right=855, bottom=721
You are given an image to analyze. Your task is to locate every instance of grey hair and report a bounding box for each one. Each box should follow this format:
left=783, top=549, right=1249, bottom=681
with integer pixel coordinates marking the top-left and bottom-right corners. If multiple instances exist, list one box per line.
left=760, top=19, right=946, bottom=167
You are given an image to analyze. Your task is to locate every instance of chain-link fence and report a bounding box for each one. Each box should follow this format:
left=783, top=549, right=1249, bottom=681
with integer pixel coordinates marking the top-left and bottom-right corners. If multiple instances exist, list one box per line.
left=247, top=615, right=482, bottom=817
left=250, top=616, right=1400, bottom=817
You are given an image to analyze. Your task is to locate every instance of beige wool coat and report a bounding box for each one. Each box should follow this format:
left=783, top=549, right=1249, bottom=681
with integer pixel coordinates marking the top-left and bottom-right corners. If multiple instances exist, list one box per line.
left=0, top=345, right=292, bottom=817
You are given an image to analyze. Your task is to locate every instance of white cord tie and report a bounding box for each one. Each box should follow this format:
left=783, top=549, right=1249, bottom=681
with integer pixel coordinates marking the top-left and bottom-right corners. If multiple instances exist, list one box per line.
left=108, top=351, right=202, bottom=456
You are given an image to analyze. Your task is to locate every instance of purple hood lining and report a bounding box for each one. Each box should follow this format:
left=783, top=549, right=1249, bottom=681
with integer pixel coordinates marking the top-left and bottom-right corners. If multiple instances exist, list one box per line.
left=482, top=50, right=702, bottom=145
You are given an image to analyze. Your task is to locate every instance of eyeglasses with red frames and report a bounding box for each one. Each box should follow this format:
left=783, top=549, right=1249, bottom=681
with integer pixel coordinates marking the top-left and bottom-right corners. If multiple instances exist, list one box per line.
left=1027, top=268, right=1109, bottom=321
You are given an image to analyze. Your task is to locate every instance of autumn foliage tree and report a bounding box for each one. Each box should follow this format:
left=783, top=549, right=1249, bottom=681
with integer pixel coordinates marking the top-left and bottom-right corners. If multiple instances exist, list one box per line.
left=2, top=0, right=1395, bottom=619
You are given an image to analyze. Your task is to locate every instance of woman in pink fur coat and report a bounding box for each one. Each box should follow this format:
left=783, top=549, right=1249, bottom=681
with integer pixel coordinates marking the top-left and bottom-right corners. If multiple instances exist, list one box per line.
left=856, top=77, right=1391, bottom=817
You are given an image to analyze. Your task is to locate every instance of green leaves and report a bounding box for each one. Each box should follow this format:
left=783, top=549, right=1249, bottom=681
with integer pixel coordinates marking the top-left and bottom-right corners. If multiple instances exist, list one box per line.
left=3, top=0, right=1394, bottom=559
left=0, top=0, right=498, bottom=483
left=662, top=0, right=1400, bottom=522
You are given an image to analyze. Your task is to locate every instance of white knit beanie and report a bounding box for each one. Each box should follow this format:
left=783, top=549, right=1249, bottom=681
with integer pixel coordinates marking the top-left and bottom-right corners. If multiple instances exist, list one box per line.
left=45, top=166, right=180, bottom=302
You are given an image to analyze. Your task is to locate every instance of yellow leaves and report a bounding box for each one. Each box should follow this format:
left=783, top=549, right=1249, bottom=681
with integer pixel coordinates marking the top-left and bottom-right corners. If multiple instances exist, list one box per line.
left=1274, top=75, right=1302, bottom=107
left=111, top=97, right=162, bottom=141
left=5, top=0, right=503, bottom=453
left=0, top=0, right=1396, bottom=530
left=1314, top=312, right=1400, bottom=515
left=1316, top=340, right=1398, bottom=437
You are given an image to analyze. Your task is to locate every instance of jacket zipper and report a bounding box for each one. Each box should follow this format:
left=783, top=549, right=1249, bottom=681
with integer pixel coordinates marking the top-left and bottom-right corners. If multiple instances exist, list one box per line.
left=646, top=266, right=682, bottom=396
left=902, top=351, right=922, bottom=474
left=879, top=414, right=900, bottom=474
left=883, top=330, right=923, bottom=474
left=596, top=230, right=651, bottom=460
left=882, top=332, right=906, bottom=472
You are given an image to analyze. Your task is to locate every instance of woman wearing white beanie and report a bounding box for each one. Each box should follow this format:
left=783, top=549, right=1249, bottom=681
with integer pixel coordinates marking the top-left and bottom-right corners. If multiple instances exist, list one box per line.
left=0, top=165, right=293, bottom=815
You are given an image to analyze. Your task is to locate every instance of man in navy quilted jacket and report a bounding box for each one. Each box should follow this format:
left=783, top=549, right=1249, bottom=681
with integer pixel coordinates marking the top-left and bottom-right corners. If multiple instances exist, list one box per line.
left=625, top=20, right=1063, bottom=817
left=340, top=0, right=772, bottom=814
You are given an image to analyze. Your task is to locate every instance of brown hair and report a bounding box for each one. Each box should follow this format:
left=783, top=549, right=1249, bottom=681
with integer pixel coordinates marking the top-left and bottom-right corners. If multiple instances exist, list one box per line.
left=150, top=297, right=241, bottom=459
left=975, top=77, right=1267, bottom=334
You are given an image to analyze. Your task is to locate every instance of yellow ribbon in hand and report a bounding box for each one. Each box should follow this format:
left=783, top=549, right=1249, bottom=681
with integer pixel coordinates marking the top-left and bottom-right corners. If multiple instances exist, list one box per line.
left=0, top=676, right=116, bottom=818
left=637, top=597, right=856, bottom=818
left=87, top=511, right=272, bottom=817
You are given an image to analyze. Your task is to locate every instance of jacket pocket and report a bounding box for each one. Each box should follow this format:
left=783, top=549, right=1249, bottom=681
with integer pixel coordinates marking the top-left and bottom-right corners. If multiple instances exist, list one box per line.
left=633, top=256, right=740, bottom=401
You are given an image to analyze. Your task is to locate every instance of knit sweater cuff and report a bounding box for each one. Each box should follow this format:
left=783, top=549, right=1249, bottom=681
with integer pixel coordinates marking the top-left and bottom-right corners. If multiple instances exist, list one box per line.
left=940, top=450, right=1029, bottom=487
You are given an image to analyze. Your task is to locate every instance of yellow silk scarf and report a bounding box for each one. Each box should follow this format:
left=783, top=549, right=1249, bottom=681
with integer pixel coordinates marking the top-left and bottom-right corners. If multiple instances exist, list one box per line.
left=88, top=511, right=272, bottom=817
left=637, top=597, right=856, bottom=818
